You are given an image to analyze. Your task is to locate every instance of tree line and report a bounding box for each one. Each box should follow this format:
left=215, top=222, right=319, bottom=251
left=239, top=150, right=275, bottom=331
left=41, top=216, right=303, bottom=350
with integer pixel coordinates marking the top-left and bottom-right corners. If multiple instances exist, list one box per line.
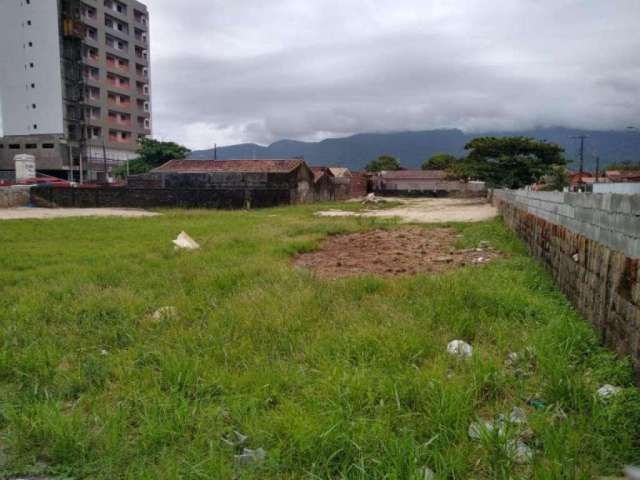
left=365, top=136, right=569, bottom=190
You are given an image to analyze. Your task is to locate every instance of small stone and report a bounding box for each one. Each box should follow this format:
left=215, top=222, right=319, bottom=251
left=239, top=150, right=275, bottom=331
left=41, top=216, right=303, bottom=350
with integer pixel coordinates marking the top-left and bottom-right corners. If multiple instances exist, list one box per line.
left=152, top=306, right=178, bottom=321
left=234, top=447, right=267, bottom=465
left=421, top=466, right=435, bottom=480
left=509, top=407, right=527, bottom=425
left=509, top=440, right=533, bottom=464
left=572, top=253, right=579, bottom=262
left=447, top=340, right=473, bottom=358
left=597, top=384, right=622, bottom=399
left=434, top=256, right=453, bottom=263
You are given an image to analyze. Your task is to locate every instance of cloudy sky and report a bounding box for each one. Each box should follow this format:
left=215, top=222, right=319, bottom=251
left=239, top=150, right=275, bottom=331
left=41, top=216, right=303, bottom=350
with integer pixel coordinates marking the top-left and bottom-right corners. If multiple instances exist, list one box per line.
left=3, top=0, right=640, bottom=150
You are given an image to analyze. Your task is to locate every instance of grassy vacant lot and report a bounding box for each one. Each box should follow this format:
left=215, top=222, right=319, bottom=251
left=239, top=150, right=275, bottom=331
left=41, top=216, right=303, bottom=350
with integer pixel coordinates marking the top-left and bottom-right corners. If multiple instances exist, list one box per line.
left=0, top=203, right=639, bottom=479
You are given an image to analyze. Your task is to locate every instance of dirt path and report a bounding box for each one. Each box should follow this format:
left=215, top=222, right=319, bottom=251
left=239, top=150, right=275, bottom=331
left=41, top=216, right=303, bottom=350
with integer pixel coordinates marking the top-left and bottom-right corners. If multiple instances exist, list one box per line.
left=0, top=207, right=159, bottom=220
left=315, top=197, right=498, bottom=223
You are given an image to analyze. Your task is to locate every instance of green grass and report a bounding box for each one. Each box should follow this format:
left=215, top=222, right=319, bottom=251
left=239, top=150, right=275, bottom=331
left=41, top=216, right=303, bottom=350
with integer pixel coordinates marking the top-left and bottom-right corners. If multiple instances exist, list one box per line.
left=0, top=203, right=639, bottom=479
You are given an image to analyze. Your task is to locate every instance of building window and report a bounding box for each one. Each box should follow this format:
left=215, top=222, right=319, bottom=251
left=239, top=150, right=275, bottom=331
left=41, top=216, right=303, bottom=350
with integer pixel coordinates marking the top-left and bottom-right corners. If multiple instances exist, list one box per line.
left=32, top=103, right=36, bottom=109
left=30, top=83, right=35, bottom=88
left=42, top=143, right=54, bottom=149
left=33, top=124, right=38, bottom=130
left=28, top=41, right=33, bottom=47
left=9, top=144, right=20, bottom=149
left=25, top=143, right=37, bottom=149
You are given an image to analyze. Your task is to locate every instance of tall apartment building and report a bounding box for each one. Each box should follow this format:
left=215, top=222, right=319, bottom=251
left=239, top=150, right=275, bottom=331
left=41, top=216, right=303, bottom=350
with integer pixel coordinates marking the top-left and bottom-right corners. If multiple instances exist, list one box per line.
left=0, top=0, right=151, bottom=181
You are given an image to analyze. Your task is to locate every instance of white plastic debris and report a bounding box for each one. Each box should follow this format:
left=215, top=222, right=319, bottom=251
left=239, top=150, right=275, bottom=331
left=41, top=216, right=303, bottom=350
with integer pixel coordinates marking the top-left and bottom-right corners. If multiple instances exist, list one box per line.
left=152, top=306, right=178, bottom=321
left=234, top=447, right=266, bottom=465
left=508, top=440, right=533, bottom=464
left=447, top=340, right=473, bottom=359
left=505, top=352, right=519, bottom=366
left=222, top=430, right=248, bottom=447
left=597, top=384, right=622, bottom=399
left=468, top=419, right=505, bottom=440
left=421, top=466, right=435, bottom=480
left=173, top=231, right=200, bottom=251
left=100, top=349, right=109, bottom=356
left=509, top=407, right=527, bottom=425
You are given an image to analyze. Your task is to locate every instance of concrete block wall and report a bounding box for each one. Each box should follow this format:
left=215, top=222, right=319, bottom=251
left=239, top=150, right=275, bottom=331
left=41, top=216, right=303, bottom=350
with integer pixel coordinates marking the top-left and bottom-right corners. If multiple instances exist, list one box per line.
left=0, top=187, right=30, bottom=208
left=492, top=190, right=640, bottom=382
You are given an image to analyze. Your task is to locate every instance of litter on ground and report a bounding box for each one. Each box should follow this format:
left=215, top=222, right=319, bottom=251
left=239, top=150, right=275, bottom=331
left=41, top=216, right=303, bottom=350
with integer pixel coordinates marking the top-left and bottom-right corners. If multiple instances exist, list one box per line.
left=173, top=231, right=200, bottom=250
left=234, top=447, right=267, bottom=465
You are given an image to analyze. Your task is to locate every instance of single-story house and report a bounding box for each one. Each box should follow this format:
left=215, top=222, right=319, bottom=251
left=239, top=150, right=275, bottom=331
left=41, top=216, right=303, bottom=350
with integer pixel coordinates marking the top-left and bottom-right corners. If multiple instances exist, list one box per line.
left=311, top=166, right=336, bottom=201
left=128, top=158, right=315, bottom=206
left=372, top=170, right=485, bottom=196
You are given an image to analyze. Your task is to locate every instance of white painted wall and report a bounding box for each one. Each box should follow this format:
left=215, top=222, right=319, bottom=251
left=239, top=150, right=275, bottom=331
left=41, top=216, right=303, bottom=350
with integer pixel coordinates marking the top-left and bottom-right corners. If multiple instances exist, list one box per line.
left=593, top=182, right=640, bottom=194
left=0, top=0, right=64, bottom=136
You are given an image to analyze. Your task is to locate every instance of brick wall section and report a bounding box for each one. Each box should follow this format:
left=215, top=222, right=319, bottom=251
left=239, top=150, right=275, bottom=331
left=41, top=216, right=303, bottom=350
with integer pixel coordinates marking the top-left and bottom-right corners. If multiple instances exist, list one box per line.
left=0, top=187, right=30, bottom=207
left=31, top=186, right=291, bottom=209
left=492, top=190, right=640, bottom=382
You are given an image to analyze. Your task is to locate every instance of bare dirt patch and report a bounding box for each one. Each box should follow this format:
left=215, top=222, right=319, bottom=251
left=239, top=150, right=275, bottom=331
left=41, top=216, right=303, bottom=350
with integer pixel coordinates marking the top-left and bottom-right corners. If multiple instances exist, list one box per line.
left=315, top=197, right=498, bottom=224
left=294, top=227, right=502, bottom=279
left=0, top=207, right=159, bottom=220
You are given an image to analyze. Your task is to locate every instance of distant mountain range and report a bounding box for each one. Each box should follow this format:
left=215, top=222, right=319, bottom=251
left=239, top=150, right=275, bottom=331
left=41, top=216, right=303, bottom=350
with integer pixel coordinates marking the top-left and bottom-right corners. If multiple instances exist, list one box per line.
left=189, top=127, right=640, bottom=172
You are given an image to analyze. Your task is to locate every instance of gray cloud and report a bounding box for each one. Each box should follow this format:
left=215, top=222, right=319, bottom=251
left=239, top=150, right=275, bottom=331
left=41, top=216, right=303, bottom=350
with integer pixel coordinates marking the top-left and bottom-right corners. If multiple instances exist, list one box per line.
left=3, top=0, right=640, bottom=149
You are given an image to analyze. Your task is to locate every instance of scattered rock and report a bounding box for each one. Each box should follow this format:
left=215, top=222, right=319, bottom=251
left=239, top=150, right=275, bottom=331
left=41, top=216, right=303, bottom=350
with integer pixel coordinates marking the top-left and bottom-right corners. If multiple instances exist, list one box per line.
left=222, top=430, right=248, bottom=447
left=173, top=231, right=200, bottom=251
left=421, top=466, right=435, bottom=480
left=478, top=240, right=491, bottom=249
left=152, top=306, right=178, bottom=321
left=468, top=418, right=505, bottom=440
left=509, top=439, right=533, bottom=464
left=434, top=256, right=454, bottom=263
left=572, top=253, right=580, bottom=262
left=447, top=340, right=473, bottom=359
left=509, top=407, right=527, bottom=425
left=234, top=447, right=267, bottom=465
left=505, top=352, right=519, bottom=366
left=597, top=384, right=622, bottom=399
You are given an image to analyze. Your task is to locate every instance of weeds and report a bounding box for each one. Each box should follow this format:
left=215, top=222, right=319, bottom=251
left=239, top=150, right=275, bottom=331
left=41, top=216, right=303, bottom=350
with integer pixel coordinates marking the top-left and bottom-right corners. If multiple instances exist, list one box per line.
left=0, top=204, right=638, bottom=478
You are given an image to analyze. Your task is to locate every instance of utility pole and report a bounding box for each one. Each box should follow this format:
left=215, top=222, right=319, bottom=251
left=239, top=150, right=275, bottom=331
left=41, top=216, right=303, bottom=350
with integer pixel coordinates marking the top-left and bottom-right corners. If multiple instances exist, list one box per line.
left=570, top=134, right=589, bottom=191
left=102, top=141, right=108, bottom=184
left=214, top=143, right=217, bottom=160
left=595, top=156, right=600, bottom=182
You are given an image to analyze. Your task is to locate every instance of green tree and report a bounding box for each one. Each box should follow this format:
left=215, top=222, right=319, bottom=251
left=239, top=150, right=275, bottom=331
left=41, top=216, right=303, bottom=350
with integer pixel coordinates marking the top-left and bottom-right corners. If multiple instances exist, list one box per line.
left=114, top=138, right=191, bottom=178
left=365, top=155, right=401, bottom=172
left=539, top=165, right=570, bottom=191
left=606, top=161, right=640, bottom=171
left=421, top=153, right=457, bottom=170
left=463, top=137, right=565, bottom=189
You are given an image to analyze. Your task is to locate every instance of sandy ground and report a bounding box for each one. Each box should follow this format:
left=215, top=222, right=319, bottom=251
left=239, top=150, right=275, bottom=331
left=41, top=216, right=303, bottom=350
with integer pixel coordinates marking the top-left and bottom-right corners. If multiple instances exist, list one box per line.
left=316, top=197, right=498, bottom=223
left=0, top=207, right=159, bottom=220
left=295, top=228, right=502, bottom=278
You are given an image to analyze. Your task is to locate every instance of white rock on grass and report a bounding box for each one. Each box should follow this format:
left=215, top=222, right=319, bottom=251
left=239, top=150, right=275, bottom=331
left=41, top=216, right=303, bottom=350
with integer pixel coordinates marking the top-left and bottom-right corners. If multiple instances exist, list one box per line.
left=468, top=419, right=505, bottom=440
left=508, top=440, right=533, bottom=464
left=173, top=231, right=200, bottom=251
left=597, top=384, right=622, bottom=399
left=234, top=447, right=266, bottom=465
left=509, top=407, right=527, bottom=425
left=421, top=466, right=435, bottom=480
left=447, top=340, right=473, bottom=359
left=152, top=306, right=178, bottom=321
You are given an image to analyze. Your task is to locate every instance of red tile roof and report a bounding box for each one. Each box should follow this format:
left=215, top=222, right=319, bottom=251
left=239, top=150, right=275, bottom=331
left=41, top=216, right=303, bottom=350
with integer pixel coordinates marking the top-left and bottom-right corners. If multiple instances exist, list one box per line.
left=606, top=170, right=640, bottom=182
left=152, top=159, right=306, bottom=174
left=379, top=170, right=448, bottom=180
left=310, top=166, right=334, bottom=182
